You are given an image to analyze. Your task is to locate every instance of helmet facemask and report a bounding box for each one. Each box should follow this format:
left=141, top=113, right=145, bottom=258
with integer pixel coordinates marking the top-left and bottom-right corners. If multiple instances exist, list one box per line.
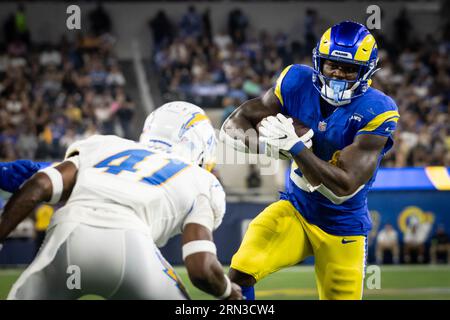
left=313, top=48, right=378, bottom=106
left=312, top=21, right=379, bottom=106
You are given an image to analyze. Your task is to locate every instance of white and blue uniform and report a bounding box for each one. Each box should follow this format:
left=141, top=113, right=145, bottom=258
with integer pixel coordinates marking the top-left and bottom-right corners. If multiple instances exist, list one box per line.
left=8, top=135, right=225, bottom=300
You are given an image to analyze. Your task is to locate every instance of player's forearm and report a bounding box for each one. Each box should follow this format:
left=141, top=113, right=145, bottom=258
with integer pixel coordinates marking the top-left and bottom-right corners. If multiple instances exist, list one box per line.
left=190, top=267, right=229, bottom=298
left=0, top=173, right=52, bottom=243
left=222, top=98, right=262, bottom=153
left=186, top=254, right=230, bottom=298
left=292, top=149, right=355, bottom=196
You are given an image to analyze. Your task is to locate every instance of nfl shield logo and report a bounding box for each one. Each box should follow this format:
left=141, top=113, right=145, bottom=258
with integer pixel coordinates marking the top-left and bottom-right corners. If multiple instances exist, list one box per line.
left=318, top=121, right=327, bottom=132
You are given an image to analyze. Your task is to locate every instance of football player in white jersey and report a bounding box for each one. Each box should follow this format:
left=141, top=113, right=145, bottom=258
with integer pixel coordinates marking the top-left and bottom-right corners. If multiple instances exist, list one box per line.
left=0, top=101, right=242, bottom=300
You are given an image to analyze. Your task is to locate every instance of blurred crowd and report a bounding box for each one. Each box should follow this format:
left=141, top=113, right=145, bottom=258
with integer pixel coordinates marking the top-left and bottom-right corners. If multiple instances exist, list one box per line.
left=150, top=6, right=450, bottom=167
left=0, top=4, right=135, bottom=162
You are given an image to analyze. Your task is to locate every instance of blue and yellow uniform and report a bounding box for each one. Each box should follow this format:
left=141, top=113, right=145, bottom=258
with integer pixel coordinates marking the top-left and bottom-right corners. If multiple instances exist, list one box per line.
left=231, top=21, right=399, bottom=300
left=279, top=64, right=399, bottom=236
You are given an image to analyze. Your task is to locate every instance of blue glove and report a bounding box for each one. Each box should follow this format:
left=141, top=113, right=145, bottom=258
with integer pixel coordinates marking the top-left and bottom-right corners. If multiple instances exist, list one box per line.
left=0, top=160, right=51, bottom=193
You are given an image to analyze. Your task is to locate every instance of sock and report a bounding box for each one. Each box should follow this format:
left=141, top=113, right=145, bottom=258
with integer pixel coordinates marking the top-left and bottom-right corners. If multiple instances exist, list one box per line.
left=241, top=286, right=255, bottom=300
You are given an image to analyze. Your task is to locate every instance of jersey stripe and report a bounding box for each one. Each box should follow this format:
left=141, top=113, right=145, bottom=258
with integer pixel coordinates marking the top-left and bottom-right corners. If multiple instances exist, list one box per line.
left=358, top=110, right=400, bottom=133
left=274, top=65, right=293, bottom=106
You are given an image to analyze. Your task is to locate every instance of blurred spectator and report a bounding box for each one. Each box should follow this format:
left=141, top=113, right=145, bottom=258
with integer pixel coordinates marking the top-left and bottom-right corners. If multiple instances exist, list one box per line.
left=40, top=45, right=62, bottom=67
left=304, top=8, right=318, bottom=52
left=0, top=11, right=134, bottom=161
left=202, top=8, right=213, bottom=41
left=149, top=10, right=174, bottom=50
left=221, top=96, right=237, bottom=124
left=112, top=87, right=135, bottom=139
left=430, top=225, right=450, bottom=264
left=228, top=8, right=249, bottom=45
left=180, top=6, right=203, bottom=39
left=89, top=2, right=112, bottom=36
left=246, top=164, right=262, bottom=189
left=376, top=223, right=400, bottom=264
left=394, top=9, right=413, bottom=49
left=403, top=217, right=429, bottom=263
left=3, top=4, right=30, bottom=45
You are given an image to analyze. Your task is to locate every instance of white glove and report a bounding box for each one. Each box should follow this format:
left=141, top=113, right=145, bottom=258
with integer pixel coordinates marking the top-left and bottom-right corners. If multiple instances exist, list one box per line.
left=259, top=114, right=314, bottom=158
left=259, top=139, right=292, bottom=160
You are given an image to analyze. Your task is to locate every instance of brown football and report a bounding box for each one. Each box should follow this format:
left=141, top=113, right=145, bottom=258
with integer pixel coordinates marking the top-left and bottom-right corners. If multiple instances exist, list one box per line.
left=257, top=116, right=311, bottom=136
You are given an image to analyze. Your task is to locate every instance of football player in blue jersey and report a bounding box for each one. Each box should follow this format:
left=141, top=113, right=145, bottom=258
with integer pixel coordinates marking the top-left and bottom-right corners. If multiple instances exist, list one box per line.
left=220, top=21, right=400, bottom=300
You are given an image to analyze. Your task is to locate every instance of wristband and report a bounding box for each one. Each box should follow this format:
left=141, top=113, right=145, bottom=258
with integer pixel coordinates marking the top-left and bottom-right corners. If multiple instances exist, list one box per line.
left=217, top=274, right=232, bottom=299
left=289, top=141, right=306, bottom=156
left=39, top=167, right=63, bottom=204
left=182, top=240, right=217, bottom=260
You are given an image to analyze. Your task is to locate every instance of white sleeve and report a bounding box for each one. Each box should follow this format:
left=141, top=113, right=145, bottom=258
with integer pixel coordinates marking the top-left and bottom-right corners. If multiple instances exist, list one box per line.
left=182, top=176, right=226, bottom=232
left=183, top=194, right=215, bottom=232
left=64, top=134, right=108, bottom=159
left=65, top=155, right=80, bottom=169
left=209, top=179, right=226, bottom=230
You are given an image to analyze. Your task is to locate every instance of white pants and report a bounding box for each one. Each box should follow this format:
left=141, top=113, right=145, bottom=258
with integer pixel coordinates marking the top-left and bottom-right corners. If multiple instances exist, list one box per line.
left=8, top=223, right=189, bottom=300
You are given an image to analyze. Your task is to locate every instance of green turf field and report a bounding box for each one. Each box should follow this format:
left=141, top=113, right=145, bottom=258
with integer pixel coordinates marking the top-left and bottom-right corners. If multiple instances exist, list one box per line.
left=1, top=265, right=449, bottom=300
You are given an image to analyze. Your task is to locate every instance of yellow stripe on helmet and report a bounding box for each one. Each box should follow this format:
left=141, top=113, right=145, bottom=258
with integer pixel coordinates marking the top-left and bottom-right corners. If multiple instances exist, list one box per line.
left=185, top=113, right=209, bottom=130
left=318, top=28, right=332, bottom=55
left=358, top=110, right=400, bottom=132
left=274, top=64, right=293, bottom=106
left=354, top=34, right=376, bottom=62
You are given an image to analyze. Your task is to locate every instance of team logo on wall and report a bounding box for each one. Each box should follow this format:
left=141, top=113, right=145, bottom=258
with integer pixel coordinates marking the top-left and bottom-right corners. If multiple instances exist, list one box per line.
left=397, top=206, right=435, bottom=235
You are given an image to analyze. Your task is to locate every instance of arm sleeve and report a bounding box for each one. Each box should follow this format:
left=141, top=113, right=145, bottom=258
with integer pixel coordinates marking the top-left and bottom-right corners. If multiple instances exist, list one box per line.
left=273, top=64, right=310, bottom=115
left=274, top=64, right=294, bottom=110
left=182, top=175, right=226, bottom=232
left=355, top=98, right=400, bottom=154
left=356, top=110, right=400, bottom=137
left=182, top=194, right=215, bottom=232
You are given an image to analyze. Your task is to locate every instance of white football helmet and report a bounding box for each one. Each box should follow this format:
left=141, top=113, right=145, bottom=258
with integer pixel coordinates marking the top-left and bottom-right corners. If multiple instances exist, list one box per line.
left=139, top=101, right=217, bottom=171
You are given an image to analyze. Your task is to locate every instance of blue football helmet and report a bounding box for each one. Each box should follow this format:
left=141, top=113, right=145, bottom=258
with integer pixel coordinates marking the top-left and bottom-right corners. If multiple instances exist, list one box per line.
left=312, top=21, right=379, bottom=106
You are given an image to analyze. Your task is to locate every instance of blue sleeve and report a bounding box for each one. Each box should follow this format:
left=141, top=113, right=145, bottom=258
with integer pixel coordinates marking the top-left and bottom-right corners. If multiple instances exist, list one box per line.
left=273, top=64, right=311, bottom=115
left=0, top=160, right=51, bottom=193
left=356, top=95, right=399, bottom=154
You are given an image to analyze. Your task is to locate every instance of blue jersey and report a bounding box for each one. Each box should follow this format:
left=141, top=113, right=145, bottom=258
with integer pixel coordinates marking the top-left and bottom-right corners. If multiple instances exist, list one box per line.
left=274, top=64, right=399, bottom=236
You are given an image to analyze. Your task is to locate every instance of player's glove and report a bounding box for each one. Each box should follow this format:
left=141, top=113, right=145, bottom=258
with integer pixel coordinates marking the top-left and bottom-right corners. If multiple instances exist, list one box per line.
left=0, top=160, right=50, bottom=193
left=259, top=139, right=291, bottom=160
left=259, top=113, right=314, bottom=159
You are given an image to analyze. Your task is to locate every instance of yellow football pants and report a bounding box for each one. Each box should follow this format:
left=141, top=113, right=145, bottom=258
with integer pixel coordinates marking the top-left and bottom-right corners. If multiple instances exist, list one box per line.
left=231, top=200, right=366, bottom=300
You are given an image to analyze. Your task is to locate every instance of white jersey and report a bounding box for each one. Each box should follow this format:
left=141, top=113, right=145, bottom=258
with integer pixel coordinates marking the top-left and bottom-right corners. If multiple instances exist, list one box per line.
left=49, top=135, right=226, bottom=247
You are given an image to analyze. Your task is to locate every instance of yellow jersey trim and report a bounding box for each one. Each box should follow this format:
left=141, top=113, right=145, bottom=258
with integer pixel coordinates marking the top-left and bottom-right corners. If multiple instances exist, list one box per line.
left=358, top=110, right=399, bottom=133
left=274, top=65, right=293, bottom=106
